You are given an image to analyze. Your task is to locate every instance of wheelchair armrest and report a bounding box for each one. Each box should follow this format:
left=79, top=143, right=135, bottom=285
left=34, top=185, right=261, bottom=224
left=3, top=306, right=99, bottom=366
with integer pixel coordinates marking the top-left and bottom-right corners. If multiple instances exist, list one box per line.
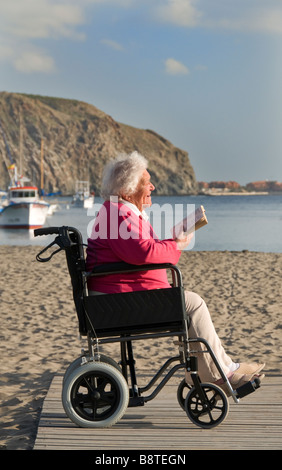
left=87, top=262, right=183, bottom=286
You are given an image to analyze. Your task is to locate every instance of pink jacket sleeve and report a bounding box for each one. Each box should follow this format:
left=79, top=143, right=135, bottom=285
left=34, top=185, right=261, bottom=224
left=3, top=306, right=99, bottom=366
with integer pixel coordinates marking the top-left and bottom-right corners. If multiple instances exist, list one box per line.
left=107, top=207, right=181, bottom=266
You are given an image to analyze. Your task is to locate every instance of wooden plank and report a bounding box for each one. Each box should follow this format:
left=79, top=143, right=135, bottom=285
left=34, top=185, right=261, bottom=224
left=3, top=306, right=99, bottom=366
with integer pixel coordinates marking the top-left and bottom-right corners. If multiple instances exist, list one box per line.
left=34, top=375, right=282, bottom=450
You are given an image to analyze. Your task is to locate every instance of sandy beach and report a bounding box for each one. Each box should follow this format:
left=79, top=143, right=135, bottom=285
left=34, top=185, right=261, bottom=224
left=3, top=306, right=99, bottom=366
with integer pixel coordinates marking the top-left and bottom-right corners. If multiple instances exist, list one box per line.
left=0, top=246, right=281, bottom=450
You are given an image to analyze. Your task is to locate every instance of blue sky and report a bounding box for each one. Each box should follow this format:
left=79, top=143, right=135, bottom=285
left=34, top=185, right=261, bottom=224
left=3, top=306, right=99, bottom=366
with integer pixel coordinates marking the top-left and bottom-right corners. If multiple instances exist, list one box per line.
left=1, top=0, right=282, bottom=185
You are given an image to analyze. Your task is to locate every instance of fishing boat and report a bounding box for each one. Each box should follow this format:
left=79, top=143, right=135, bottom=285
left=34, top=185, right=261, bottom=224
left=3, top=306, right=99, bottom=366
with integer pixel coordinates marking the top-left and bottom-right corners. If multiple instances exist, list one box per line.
left=0, top=180, right=49, bottom=229
left=0, top=122, right=49, bottom=229
left=72, top=180, right=94, bottom=209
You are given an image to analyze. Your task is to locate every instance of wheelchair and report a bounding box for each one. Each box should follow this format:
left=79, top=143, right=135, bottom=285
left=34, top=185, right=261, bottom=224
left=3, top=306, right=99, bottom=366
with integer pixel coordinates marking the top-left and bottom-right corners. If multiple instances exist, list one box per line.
left=34, top=225, right=262, bottom=429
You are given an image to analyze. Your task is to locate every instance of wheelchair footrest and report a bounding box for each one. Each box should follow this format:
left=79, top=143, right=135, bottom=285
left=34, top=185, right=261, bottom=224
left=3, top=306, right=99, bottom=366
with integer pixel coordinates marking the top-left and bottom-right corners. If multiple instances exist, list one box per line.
left=129, top=396, right=145, bottom=407
left=235, top=377, right=261, bottom=399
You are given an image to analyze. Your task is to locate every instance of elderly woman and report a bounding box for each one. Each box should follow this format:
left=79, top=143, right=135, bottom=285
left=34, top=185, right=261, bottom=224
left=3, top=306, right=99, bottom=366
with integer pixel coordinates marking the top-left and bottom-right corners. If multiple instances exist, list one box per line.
left=86, top=151, right=264, bottom=394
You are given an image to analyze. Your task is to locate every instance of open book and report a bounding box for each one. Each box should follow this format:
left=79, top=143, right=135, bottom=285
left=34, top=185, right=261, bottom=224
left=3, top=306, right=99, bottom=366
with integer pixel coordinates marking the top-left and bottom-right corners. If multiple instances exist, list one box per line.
left=171, top=205, right=208, bottom=238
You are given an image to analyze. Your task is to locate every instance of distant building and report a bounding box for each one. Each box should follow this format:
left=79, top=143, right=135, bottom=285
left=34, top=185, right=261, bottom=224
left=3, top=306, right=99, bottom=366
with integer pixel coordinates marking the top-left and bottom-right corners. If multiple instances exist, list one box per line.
left=198, top=181, right=241, bottom=191
left=246, top=181, right=282, bottom=192
left=198, top=180, right=282, bottom=193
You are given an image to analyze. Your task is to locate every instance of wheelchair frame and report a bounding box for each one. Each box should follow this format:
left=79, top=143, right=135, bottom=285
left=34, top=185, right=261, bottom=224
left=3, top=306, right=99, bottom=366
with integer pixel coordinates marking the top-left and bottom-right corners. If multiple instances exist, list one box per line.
left=34, top=225, right=261, bottom=429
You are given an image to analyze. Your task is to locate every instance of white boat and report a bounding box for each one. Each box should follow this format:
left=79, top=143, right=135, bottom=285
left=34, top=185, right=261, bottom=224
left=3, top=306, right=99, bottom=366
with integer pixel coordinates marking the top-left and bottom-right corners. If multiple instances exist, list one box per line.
left=0, top=122, right=50, bottom=229
left=72, top=180, right=94, bottom=209
left=0, top=183, right=49, bottom=229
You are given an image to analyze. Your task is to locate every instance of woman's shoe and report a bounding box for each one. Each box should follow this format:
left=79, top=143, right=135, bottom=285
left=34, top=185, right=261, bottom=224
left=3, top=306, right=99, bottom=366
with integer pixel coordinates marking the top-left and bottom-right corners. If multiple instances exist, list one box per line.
left=235, top=362, right=265, bottom=376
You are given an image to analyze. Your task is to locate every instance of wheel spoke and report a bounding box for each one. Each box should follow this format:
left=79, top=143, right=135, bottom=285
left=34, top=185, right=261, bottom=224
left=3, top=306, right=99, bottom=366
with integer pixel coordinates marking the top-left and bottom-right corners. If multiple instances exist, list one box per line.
left=62, top=362, right=129, bottom=428
left=71, top=371, right=122, bottom=421
left=100, top=390, right=116, bottom=405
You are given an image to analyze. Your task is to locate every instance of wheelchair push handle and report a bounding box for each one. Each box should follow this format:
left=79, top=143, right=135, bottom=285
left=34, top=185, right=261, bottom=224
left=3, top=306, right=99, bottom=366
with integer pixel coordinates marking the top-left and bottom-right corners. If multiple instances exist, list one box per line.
left=34, top=226, right=82, bottom=239
left=34, top=227, right=60, bottom=237
left=34, top=226, right=84, bottom=263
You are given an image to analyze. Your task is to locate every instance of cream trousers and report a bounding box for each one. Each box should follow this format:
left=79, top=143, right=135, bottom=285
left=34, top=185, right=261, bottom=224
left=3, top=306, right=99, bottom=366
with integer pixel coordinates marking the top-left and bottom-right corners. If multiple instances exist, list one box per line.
left=184, top=291, right=232, bottom=382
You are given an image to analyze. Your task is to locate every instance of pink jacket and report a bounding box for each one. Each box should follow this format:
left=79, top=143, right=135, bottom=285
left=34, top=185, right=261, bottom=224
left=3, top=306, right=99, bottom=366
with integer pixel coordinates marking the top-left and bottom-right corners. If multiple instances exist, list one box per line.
left=86, top=200, right=181, bottom=293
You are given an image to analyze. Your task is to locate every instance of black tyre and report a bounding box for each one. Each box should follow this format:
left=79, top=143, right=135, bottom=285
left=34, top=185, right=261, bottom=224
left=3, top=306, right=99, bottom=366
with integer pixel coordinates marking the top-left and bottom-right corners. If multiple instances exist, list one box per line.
left=63, top=353, right=121, bottom=384
left=185, top=383, right=229, bottom=429
left=62, top=362, right=129, bottom=428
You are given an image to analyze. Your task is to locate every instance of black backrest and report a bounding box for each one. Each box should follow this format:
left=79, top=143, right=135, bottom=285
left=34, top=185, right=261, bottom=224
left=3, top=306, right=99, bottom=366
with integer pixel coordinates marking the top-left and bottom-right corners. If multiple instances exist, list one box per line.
left=35, top=226, right=88, bottom=335
left=63, top=230, right=88, bottom=335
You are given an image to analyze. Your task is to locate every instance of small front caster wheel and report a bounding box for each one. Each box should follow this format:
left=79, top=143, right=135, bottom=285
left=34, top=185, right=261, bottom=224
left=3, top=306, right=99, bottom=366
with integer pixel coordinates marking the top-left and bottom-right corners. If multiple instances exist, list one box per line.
left=185, top=383, right=229, bottom=429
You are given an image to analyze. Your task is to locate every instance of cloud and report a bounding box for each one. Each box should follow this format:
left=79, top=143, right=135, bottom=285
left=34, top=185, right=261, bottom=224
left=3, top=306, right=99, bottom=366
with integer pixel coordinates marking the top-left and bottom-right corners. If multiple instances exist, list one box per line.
left=154, top=0, right=282, bottom=34
left=0, top=39, right=56, bottom=74
left=13, top=49, right=56, bottom=74
left=164, top=58, right=190, bottom=75
left=155, top=0, right=202, bottom=27
left=213, top=7, right=282, bottom=35
left=2, top=0, right=282, bottom=76
left=0, top=0, right=86, bottom=40
left=100, top=39, right=124, bottom=51
left=0, top=44, right=14, bottom=61
left=0, top=0, right=88, bottom=73
left=0, top=0, right=133, bottom=41
left=0, top=0, right=134, bottom=73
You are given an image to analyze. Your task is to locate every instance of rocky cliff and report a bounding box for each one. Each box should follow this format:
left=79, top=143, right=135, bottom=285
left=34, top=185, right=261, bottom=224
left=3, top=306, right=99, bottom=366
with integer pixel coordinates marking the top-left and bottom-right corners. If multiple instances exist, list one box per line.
left=0, top=92, right=198, bottom=195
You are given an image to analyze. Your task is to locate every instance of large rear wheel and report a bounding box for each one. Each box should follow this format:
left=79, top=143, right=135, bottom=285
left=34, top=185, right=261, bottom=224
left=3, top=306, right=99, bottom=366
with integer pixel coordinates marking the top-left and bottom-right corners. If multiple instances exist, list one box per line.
left=63, top=353, right=121, bottom=384
left=62, top=362, right=129, bottom=428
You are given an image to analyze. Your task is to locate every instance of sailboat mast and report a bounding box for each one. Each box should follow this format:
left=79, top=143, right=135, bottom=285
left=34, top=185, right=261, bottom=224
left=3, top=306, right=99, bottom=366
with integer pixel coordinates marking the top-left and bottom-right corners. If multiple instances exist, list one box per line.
left=40, top=138, right=44, bottom=197
left=19, top=110, right=23, bottom=177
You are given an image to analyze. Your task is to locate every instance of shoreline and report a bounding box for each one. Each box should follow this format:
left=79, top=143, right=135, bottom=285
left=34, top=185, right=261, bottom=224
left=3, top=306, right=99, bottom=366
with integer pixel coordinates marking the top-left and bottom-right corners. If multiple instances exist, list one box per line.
left=0, top=247, right=281, bottom=450
left=199, top=191, right=269, bottom=196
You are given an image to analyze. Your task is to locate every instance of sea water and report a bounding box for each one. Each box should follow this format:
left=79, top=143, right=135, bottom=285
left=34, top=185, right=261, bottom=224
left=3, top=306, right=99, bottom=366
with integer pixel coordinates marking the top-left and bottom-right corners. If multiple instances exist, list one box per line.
left=0, top=194, right=281, bottom=252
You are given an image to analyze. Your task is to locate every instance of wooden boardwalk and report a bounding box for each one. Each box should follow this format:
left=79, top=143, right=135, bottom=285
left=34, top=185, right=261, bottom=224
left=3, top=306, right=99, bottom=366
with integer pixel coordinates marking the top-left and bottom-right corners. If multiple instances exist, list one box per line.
left=34, top=375, right=282, bottom=450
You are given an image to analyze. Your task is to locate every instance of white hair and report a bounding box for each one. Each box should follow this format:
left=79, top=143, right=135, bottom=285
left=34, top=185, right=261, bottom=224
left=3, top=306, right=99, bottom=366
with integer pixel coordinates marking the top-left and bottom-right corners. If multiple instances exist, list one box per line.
left=101, top=151, right=148, bottom=200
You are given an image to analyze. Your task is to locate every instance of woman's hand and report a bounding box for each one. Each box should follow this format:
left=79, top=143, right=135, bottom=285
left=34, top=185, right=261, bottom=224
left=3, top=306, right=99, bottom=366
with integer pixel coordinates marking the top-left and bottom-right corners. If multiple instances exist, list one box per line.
left=175, top=232, right=194, bottom=250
